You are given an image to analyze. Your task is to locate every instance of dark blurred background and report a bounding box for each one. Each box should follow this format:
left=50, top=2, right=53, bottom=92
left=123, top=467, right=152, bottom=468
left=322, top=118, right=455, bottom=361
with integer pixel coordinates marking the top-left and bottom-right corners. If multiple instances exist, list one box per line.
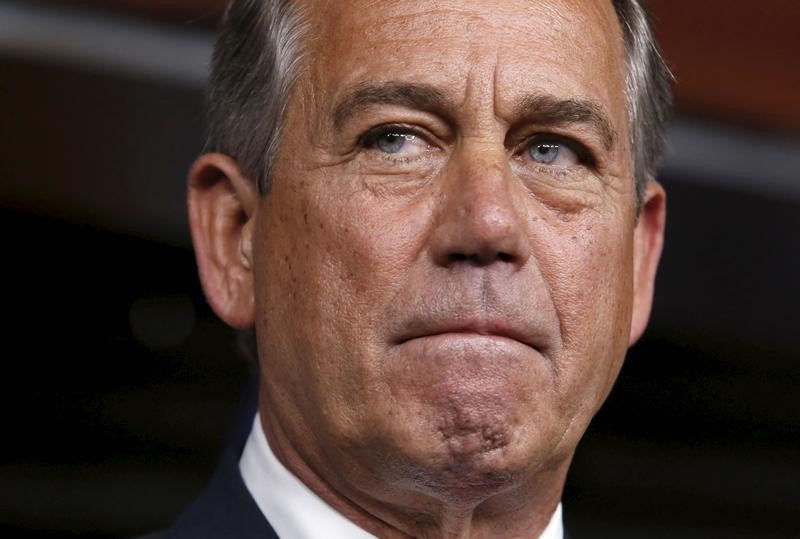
left=1, top=0, right=798, bottom=537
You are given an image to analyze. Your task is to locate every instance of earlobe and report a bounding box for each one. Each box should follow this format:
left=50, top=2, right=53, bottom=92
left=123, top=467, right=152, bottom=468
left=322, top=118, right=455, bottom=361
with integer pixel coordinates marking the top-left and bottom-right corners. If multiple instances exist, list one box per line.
left=188, top=153, right=259, bottom=329
left=629, top=180, right=667, bottom=346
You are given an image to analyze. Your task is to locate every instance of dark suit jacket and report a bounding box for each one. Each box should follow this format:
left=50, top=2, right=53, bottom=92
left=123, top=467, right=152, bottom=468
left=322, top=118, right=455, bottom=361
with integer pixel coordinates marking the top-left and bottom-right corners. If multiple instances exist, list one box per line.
left=137, top=440, right=279, bottom=539
left=137, top=379, right=279, bottom=539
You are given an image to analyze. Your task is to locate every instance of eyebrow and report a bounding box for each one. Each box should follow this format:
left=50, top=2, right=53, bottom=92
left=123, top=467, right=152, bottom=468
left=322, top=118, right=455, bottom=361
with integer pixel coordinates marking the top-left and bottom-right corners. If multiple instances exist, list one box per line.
left=332, top=81, right=617, bottom=150
left=514, top=94, right=618, bottom=150
left=333, top=82, right=453, bottom=129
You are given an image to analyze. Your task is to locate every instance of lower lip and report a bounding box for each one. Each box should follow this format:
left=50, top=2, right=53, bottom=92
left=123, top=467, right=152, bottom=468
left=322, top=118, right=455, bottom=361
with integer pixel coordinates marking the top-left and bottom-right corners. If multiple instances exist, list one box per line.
left=390, top=333, right=543, bottom=394
left=398, top=332, right=536, bottom=357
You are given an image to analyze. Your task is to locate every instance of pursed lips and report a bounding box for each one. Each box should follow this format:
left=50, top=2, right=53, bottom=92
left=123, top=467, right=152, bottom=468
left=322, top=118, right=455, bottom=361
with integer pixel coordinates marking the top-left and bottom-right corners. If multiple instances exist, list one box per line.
left=395, top=318, right=541, bottom=351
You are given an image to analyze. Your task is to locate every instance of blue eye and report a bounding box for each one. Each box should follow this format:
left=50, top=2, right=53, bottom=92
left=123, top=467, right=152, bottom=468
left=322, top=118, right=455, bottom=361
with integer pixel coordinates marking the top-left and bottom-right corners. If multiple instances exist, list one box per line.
left=376, top=132, right=411, bottom=154
left=527, top=139, right=580, bottom=167
left=529, top=143, right=560, bottom=164
left=361, top=126, right=431, bottom=160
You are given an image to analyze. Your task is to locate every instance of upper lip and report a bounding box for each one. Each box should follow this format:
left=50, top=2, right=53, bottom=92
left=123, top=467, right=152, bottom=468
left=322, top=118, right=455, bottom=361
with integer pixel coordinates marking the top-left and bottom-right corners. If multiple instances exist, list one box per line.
left=395, top=317, right=540, bottom=350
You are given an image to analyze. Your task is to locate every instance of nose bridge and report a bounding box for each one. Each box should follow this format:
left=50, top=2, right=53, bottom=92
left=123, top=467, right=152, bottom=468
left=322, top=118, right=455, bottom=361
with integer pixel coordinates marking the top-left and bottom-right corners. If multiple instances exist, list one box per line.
left=457, top=148, right=516, bottom=230
left=430, top=141, right=530, bottom=267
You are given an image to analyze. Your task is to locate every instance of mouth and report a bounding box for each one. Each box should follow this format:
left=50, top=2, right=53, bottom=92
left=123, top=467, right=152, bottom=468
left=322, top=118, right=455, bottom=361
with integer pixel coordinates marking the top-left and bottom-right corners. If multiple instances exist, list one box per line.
left=395, top=319, right=540, bottom=351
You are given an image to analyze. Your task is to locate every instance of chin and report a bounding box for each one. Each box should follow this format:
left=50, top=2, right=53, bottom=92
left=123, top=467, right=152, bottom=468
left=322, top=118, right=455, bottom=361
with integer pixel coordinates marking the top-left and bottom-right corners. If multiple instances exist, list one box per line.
left=381, top=399, right=550, bottom=504
left=369, top=338, right=569, bottom=501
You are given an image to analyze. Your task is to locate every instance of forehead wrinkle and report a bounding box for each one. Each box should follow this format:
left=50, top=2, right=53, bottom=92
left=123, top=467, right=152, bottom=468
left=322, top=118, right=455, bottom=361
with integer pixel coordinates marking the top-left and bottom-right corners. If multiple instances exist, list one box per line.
left=304, top=0, right=627, bottom=146
left=460, top=48, right=494, bottom=122
left=362, top=6, right=501, bottom=40
left=311, top=0, right=545, bottom=57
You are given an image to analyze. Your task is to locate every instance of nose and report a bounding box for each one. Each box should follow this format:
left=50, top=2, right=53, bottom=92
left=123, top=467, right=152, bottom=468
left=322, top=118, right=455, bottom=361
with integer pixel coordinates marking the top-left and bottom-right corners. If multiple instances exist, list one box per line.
left=429, top=146, right=531, bottom=269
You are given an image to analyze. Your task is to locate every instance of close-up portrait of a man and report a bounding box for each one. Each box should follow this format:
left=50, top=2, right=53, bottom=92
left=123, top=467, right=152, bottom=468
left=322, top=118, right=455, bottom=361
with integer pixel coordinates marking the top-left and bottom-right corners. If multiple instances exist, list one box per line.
left=144, top=0, right=671, bottom=537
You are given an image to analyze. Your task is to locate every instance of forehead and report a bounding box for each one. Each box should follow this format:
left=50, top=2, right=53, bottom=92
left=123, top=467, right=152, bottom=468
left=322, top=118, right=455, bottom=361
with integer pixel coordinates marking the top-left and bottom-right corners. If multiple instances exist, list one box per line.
left=298, top=0, right=627, bottom=122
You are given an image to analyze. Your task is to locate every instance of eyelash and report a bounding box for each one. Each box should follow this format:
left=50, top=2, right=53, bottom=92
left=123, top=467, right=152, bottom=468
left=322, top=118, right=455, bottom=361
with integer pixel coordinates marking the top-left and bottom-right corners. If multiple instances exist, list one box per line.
left=518, top=134, right=594, bottom=166
left=354, top=124, right=428, bottom=166
left=357, top=125, right=595, bottom=170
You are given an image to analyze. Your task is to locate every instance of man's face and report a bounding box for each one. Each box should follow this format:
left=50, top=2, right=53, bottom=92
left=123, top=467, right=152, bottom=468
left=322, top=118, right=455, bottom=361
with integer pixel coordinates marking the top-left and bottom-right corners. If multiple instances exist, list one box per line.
left=249, top=0, right=660, bottom=507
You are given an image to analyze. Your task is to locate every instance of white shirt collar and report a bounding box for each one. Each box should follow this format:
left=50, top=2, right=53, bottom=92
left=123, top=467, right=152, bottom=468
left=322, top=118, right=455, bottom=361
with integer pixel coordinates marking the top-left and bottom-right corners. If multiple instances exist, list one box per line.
left=240, top=414, right=563, bottom=539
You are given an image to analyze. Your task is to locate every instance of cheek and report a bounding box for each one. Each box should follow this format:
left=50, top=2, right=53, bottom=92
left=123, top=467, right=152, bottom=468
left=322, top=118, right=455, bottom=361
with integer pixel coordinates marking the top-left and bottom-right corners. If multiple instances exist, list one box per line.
left=252, top=181, right=381, bottom=441
left=538, top=215, right=635, bottom=401
left=254, top=177, right=432, bottom=397
left=307, top=187, right=431, bottom=312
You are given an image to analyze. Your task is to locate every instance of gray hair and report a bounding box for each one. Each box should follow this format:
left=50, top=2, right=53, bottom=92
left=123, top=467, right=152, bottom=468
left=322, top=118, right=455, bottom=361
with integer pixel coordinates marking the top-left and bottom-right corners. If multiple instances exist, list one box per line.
left=205, top=0, right=307, bottom=194
left=205, top=0, right=672, bottom=204
left=613, top=0, right=673, bottom=205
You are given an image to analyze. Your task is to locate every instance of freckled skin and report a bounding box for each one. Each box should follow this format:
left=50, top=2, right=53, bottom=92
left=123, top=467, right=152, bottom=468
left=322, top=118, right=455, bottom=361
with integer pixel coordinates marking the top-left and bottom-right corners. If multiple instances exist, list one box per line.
left=189, top=0, right=666, bottom=537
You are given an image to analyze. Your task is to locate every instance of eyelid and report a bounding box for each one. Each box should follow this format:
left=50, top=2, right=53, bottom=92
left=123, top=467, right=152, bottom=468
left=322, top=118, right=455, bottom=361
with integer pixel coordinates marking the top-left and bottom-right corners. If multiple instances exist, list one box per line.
left=359, top=123, right=437, bottom=149
left=356, top=124, right=597, bottom=169
left=511, top=131, right=597, bottom=167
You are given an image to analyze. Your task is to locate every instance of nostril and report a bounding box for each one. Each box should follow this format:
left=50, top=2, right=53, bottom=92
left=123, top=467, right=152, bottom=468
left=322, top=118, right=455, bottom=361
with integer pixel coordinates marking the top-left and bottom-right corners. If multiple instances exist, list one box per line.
left=447, top=253, right=471, bottom=264
left=445, top=251, right=516, bottom=266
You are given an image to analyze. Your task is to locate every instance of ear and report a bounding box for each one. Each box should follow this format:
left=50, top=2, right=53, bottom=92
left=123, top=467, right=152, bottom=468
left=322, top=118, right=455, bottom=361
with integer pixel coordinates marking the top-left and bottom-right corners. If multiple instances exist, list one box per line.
left=188, top=153, right=259, bottom=329
left=629, top=180, right=667, bottom=346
